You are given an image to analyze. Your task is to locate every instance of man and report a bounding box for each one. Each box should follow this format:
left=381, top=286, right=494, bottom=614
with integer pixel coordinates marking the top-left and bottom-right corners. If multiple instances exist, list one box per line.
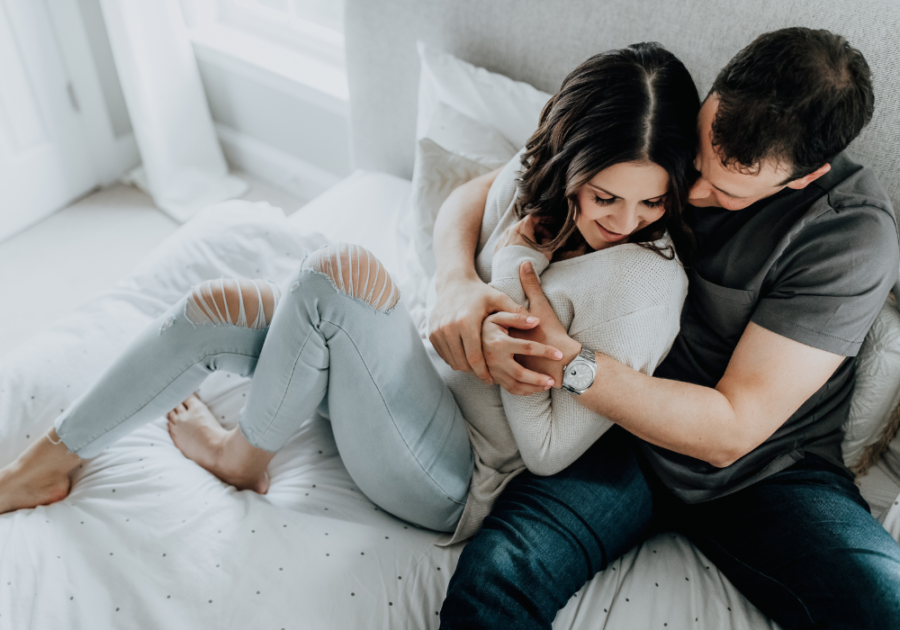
left=432, top=28, right=900, bottom=629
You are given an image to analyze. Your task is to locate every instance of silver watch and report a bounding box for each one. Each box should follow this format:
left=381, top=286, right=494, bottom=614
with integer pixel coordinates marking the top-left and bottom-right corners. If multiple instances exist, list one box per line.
left=561, top=347, right=596, bottom=395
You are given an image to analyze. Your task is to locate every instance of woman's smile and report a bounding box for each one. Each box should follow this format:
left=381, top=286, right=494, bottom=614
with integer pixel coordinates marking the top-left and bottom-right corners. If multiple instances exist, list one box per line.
left=575, top=161, right=669, bottom=251
left=595, top=222, right=628, bottom=243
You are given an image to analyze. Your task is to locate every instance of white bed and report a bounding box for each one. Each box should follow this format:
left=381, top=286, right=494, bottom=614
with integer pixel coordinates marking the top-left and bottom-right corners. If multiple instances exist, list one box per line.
left=2, top=171, right=899, bottom=630
left=5, top=0, right=900, bottom=626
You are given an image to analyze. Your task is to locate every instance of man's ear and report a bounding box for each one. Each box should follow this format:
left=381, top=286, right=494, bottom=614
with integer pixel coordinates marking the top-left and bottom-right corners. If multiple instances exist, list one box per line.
left=786, top=163, right=832, bottom=190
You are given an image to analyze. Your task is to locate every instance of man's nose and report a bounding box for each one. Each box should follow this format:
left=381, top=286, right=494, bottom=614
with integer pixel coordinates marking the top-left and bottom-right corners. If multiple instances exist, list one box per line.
left=689, top=177, right=712, bottom=200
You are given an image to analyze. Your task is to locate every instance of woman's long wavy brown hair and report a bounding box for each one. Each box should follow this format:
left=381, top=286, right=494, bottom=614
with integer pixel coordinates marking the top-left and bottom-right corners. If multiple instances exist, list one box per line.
left=516, top=42, right=700, bottom=263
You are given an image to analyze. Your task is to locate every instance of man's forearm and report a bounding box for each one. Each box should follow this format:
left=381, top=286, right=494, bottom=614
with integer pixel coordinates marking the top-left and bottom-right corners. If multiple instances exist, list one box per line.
left=433, top=170, right=499, bottom=288
left=512, top=262, right=845, bottom=468
left=581, top=353, right=742, bottom=467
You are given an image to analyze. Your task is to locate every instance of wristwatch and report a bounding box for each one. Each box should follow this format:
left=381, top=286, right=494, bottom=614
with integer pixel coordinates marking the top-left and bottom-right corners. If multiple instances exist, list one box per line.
left=561, top=347, right=596, bottom=395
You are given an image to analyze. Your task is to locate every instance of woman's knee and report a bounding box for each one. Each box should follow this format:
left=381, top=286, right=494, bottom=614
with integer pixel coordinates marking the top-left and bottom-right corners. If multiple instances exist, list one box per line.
left=185, top=278, right=281, bottom=329
left=301, top=243, right=399, bottom=312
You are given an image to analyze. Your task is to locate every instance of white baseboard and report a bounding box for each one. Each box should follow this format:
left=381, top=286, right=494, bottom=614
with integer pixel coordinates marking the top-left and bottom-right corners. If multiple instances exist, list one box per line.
left=214, top=123, right=341, bottom=202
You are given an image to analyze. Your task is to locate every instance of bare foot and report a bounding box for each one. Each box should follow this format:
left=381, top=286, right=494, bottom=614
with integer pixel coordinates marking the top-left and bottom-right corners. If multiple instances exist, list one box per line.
left=168, top=395, right=272, bottom=494
left=0, top=429, right=82, bottom=515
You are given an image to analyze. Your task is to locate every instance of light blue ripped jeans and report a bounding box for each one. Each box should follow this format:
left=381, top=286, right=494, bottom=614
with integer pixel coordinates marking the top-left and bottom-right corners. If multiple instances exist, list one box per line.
left=54, top=244, right=473, bottom=532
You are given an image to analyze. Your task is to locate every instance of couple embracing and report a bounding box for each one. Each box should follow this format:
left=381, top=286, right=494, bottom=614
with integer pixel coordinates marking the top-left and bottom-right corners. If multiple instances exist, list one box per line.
left=1, top=26, right=898, bottom=629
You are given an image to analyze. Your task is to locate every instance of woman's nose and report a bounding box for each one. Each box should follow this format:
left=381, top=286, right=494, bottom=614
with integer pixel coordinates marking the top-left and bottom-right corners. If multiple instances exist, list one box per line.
left=610, top=206, right=641, bottom=234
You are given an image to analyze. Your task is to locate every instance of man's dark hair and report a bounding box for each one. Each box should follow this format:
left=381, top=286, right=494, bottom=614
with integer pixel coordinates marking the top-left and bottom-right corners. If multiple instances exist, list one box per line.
left=710, top=27, right=874, bottom=182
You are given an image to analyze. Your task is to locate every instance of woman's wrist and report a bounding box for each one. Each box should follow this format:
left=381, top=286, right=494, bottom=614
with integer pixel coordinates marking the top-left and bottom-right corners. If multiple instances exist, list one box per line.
left=551, top=337, right=585, bottom=388
left=561, top=337, right=584, bottom=365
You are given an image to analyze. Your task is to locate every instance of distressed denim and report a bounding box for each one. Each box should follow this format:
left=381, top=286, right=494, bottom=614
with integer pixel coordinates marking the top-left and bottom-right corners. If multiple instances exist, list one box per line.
left=55, top=249, right=473, bottom=532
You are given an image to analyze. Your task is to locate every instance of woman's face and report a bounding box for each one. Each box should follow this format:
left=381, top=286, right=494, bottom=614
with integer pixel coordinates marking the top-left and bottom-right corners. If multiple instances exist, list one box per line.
left=574, top=161, right=669, bottom=251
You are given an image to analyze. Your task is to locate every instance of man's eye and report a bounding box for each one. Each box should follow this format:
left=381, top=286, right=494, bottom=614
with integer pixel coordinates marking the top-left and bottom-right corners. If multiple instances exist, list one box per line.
left=594, top=196, right=616, bottom=206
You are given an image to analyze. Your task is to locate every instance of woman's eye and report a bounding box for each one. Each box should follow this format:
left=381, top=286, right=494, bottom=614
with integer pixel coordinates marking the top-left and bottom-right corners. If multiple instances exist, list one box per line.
left=643, top=199, right=665, bottom=208
left=594, top=196, right=616, bottom=206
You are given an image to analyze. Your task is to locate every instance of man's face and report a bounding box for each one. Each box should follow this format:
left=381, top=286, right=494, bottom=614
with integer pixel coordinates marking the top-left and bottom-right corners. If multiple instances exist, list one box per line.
left=689, top=95, right=797, bottom=211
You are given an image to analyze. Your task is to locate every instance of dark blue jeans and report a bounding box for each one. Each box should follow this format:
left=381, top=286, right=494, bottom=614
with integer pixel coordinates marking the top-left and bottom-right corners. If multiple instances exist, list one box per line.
left=440, top=427, right=900, bottom=629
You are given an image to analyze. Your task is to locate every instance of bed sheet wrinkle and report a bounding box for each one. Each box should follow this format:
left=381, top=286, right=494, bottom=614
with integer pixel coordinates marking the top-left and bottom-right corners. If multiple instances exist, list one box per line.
left=0, top=192, right=887, bottom=629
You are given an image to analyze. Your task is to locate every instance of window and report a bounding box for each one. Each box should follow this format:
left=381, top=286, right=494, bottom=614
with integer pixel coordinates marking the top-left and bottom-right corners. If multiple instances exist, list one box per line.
left=180, top=0, right=348, bottom=108
left=230, top=0, right=343, bottom=32
left=217, top=0, right=344, bottom=62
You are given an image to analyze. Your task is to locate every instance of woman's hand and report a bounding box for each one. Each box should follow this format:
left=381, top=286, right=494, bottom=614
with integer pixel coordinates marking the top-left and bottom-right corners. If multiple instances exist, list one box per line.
left=494, top=216, right=551, bottom=261
left=428, top=272, right=541, bottom=384
left=483, top=261, right=583, bottom=394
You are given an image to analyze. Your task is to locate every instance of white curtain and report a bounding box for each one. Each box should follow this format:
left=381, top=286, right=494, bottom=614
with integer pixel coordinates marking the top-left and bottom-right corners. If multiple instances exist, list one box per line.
left=99, top=0, right=246, bottom=222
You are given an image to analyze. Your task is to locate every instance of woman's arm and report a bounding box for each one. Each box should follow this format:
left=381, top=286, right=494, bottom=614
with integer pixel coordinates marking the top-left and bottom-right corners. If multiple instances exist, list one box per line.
left=429, top=169, right=562, bottom=384
left=487, top=241, right=584, bottom=476
left=489, top=240, right=677, bottom=474
left=498, top=310, right=670, bottom=476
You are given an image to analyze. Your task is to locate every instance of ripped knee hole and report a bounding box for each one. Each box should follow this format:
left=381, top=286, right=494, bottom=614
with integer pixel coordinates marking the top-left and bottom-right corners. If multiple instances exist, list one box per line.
left=185, top=278, right=282, bottom=329
left=301, top=243, right=399, bottom=312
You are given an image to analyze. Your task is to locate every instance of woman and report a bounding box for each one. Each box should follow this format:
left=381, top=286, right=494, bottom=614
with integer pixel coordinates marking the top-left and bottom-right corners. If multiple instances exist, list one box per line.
left=0, top=42, right=699, bottom=543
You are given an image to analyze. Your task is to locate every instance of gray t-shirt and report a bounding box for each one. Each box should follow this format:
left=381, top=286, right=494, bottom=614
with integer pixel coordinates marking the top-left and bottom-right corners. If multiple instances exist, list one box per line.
left=642, top=152, right=900, bottom=503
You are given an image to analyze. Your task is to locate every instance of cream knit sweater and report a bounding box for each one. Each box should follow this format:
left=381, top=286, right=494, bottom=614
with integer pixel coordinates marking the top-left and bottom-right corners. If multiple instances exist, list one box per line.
left=432, top=154, right=688, bottom=544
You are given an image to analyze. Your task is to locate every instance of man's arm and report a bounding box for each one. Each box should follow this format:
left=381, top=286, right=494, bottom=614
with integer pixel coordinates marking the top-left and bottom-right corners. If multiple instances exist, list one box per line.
left=492, top=261, right=844, bottom=467
left=429, top=169, right=561, bottom=383
left=580, top=322, right=843, bottom=466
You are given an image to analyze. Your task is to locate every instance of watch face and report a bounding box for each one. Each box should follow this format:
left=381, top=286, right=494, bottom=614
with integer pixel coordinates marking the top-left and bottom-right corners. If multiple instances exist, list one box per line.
left=566, top=362, right=593, bottom=390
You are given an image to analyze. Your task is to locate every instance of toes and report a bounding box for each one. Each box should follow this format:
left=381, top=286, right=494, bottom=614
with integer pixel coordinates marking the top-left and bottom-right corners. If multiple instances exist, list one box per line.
left=184, top=394, right=200, bottom=408
left=256, top=471, right=270, bottom=495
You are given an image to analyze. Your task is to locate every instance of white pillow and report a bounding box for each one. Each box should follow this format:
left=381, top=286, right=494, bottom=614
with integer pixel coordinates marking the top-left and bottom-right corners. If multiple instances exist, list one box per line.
left=843, top=295, right=900, bottom=475
left=411, top=102, right=517, bottom=276
left=415, top=41, right=552, bottom=149
left=421, top=101, right=517, bottom=165
left=407, top=44, right=548, bottom=333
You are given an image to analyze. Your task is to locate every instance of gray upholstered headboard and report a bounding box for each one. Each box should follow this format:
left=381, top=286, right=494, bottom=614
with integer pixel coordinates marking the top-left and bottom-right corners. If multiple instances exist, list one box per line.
left=344, top=0, right=900, bottom=218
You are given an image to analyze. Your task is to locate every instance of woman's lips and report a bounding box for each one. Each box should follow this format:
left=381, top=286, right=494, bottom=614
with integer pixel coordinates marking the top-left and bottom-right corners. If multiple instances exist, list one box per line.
left=596, top=222, right=628, bottom=243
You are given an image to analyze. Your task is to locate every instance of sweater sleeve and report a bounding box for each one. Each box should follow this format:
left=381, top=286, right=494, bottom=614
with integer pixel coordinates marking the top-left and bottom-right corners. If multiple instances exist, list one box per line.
left=488, top=245, right=600, bottom=477
left=499, top=301, right=680, bottom=476
left=479, top=150, right=528, bottom=251
left=489, top=245, right=551, bottom=304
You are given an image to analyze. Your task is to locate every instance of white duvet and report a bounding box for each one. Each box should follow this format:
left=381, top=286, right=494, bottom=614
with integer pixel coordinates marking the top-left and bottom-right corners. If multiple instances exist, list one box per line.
left=2, top=172, right=898, bottom=630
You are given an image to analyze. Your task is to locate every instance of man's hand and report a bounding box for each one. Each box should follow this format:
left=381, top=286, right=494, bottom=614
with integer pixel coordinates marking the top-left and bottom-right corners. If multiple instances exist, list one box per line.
left=482, top=262, right=581, bottom=395
left=430, top=167, right=508, bottom=382
left=429, top=272, right=539, bottom=384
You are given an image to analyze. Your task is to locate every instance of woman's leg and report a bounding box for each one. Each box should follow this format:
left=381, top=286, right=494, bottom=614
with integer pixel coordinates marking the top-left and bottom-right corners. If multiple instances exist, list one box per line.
left=0, top=278, right=280, bottom=513
left=180, top=244, right=474, bottom=532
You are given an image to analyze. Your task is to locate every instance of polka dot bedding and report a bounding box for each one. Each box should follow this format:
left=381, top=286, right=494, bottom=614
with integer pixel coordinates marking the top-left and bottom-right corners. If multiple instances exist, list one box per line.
left=0, top=185, right=893, bottom=629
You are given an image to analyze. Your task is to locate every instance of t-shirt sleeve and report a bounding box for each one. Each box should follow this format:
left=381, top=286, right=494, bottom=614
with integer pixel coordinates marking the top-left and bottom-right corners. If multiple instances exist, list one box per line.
left=751, top=206, right=899, bottom=356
